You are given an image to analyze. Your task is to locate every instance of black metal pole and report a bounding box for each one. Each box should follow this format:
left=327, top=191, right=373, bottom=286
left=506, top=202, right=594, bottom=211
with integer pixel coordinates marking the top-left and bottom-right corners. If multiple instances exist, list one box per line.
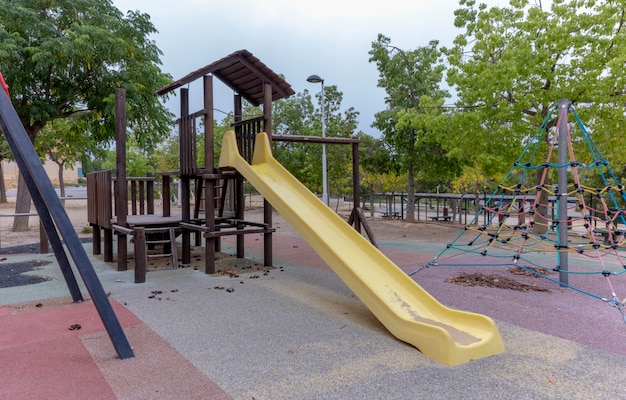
left=0, top=87, right=134, bottom=359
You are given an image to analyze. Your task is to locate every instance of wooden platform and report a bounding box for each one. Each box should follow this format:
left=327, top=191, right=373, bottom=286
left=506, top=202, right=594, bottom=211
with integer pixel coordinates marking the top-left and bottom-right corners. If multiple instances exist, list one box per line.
left=118, top=214, right=182, bottom=228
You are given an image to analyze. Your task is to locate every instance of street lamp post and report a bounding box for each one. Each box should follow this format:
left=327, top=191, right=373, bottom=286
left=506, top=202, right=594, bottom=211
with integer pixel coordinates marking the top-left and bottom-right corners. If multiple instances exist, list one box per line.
left=306, top=74, right=329, bottom=206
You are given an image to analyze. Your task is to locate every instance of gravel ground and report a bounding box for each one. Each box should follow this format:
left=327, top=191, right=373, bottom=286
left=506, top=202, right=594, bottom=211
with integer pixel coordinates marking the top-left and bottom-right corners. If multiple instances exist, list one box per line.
left=109, top=246, right=626, bottom=400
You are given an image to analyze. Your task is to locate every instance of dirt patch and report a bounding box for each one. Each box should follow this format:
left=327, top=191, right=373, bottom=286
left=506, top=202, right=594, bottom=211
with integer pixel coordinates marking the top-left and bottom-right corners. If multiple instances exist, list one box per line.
left=446, top=272, right=551, bottom=292
left=0, top=198, right=91, bottom=252
left=100, top=243, right=273, bottom=276
left=507, top=266, right=551, bottom=278
left=211, top=253, right=276, bottom=277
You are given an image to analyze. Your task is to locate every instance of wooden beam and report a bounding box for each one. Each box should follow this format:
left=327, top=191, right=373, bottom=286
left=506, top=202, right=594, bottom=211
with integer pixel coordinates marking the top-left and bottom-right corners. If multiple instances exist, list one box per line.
left=272, top=135, right=360, bottom=145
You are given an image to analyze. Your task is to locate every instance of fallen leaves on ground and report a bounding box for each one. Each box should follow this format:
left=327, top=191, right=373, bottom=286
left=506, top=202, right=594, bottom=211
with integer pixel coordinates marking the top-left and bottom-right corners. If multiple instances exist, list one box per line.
left=446, top=272, right=550, bottom=292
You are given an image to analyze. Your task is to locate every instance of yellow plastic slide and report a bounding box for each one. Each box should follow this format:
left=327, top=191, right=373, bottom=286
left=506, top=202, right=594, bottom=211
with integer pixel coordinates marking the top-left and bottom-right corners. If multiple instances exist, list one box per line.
left=219, top=131, right=504, bottom=366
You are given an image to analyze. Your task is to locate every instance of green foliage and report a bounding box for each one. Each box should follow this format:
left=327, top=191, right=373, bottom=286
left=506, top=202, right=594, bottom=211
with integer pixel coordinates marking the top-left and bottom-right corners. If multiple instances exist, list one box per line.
left=101, top=136, right=153, bottom=177
left=35, top=118, right=100, bottom=169
left=358, top=132, right=396, bottom=195
left=370, top=34, right=447, bottom=110
left=452, top=165, right=490, bottom=195
left=369, top=34, right=458, bottom=221
left=395, top=96, right=464, bottom=190
left=368, top=36, right=454, bottom=184
left=152, top=131, right=179, bottom=172
left=445, top=0, right=626, bottom=178
left=271, top=86, right=359, bottom=196
left=0, top=0, right=174, bottom=146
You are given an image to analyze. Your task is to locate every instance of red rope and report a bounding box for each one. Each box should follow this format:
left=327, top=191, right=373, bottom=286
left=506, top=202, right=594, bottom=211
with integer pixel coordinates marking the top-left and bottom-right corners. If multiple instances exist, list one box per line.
left=0, top=72, right=10, bottom=99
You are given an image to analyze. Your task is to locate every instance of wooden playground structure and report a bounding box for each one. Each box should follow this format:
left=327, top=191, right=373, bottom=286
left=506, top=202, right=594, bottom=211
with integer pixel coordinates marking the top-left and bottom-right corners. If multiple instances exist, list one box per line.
left=87, top=50, right=372, bottom=283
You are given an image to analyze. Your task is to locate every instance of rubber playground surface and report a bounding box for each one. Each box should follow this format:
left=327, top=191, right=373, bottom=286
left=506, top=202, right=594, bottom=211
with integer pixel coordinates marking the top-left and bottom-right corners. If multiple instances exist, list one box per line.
left=1, top=230, right=625, bottom=399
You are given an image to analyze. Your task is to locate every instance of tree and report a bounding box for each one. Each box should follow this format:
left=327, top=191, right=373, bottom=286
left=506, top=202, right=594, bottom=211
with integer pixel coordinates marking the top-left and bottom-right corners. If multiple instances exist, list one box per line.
left=272, top=91, right=318, bottom=189
left=272, top=87, right=359, bottom=197
left=445, top=0, right=626, bottom=178
left=395, top=96, right=463, bottom=191
left=320, top=85, right=359, bottom=202
left=101, top=136, right=153, bottom=177
left=369, top=34, right=449, bottom=222
left=0, top=0, right=173, bottom=230
left=35, top=118, right=98, bottom=204
left=0, top=137, right=11, bottom=202
left=152, top=132, right=179, bottom=173
left=358, top=132, right=395, bottom=215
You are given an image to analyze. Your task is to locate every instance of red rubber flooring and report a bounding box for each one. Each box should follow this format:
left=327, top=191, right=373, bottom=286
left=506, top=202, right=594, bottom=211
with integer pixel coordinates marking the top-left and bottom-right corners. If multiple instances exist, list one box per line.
left=0, top=299, right=232, bottom=400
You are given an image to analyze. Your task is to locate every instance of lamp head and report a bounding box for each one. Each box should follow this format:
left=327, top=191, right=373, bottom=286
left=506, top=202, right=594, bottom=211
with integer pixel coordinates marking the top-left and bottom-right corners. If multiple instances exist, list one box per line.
left=306, top=74, right=324, bottom=84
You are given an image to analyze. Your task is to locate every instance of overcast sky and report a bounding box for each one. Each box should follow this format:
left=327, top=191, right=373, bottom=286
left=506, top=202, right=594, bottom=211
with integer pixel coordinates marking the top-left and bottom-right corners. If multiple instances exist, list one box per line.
left=112, top=0, right=511, bottom=136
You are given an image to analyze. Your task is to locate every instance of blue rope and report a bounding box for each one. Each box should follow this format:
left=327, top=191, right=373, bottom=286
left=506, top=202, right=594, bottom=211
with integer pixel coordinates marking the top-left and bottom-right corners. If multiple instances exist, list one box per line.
left=425, top=102, right=626, bottom=321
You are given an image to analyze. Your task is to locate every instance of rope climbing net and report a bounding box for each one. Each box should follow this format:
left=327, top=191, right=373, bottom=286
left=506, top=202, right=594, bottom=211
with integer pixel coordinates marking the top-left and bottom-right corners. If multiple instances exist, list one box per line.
left=421, top=101, right=626, bottom=322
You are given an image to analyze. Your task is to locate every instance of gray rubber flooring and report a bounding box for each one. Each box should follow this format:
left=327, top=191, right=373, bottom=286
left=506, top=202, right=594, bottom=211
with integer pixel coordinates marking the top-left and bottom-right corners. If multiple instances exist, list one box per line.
left=1, top=240, right=625, bottom=399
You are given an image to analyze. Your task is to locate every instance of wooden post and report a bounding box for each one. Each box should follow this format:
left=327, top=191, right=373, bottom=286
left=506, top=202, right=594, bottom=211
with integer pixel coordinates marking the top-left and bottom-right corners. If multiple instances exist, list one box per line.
left=134, top=227, right=146, bottom=284
left=180, top=88, right=191, bottom=264
left=204, top=75, right=214, bottom=170
left=203, top=76, right=217, bottom=273
left=352, top=142, right=361, bottom=233
left=262, top=83, right=273, bottom=267
left=104, top=228, right=113, bottom=262
left=115, top=88, right=128, bottom=271
left=233, top=95, right=246, bottom=259
left=92, top=225, right=101, bottom=255
left=162, top=175, right=171, bottom=217
left=147, top=172, right=154, bottom=214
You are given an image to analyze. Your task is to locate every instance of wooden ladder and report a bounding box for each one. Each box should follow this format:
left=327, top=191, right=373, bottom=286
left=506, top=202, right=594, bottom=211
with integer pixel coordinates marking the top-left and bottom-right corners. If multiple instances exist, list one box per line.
left=193, top=177, right=226, bottom=220
left=133, top=226, right=178, bottom=283
left=144, top=227, right=179, bottom=269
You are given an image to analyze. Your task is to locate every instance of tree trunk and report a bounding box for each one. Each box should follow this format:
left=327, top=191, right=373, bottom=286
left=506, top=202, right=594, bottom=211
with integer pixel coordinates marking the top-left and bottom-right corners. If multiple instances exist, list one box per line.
left=57, top=161, right=65, bottom=207
left=458, top=196, right=465, bottom=224
left=473, top=193, right=482, bottom=225
left=369, top=183, right=375, bottom=217
left=451, top=198, right=457, bottom=222
left=12, top=173, right=32, bottom=232
left=0, top=160, right=7, bottom=203
left=12, top=125, right=43, bottom=231
left=406, top=162, right=415, bottom=222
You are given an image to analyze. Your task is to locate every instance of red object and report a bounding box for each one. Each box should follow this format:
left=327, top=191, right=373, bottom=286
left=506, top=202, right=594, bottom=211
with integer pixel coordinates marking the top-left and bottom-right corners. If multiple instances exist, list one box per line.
left=0, top=72, right=10, bottom=98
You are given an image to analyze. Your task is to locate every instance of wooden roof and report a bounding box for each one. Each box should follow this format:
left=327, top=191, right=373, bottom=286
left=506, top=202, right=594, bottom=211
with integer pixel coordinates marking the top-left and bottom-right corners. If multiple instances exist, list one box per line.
left=156, top=50, right=295, bottom=106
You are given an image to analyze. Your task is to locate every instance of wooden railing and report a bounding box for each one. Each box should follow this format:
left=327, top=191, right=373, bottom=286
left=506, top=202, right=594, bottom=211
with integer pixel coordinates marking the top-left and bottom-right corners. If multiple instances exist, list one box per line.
left=233, top=115, right=264, bottom=163
left=87, top=170, right=113, bottom=229
left=87, top=170, right=176, bottom=275
left=179, top=113, right=198, bottom=176
left=88, top=171, right=164, bottom=223
left=125, top=175, right=156, bottom=216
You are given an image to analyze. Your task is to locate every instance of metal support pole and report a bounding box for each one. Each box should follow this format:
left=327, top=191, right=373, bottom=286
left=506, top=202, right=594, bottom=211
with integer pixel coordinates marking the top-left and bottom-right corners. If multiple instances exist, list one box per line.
left=557, top=99, right=569, bottom=286
left=0, top=85, right=133, bottom=359
left=320, top=81, right=328, bottom=206
left=352, top=142, right=361, bottom=232
left=306, top=75, right=328, bottom=206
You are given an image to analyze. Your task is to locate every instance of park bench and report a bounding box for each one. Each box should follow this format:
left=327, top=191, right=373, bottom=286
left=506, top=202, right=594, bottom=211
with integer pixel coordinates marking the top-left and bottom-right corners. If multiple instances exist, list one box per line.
left=430, top=215, right=452, bottom=222
left=592, top=228, right=626, bottom=245
left=382, top=211, right=401, bottom=219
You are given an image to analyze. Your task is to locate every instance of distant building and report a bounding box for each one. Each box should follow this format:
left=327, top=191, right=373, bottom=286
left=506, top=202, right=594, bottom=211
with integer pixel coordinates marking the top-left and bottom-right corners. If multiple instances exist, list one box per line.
left=1, top=159, right=83, bottom=189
